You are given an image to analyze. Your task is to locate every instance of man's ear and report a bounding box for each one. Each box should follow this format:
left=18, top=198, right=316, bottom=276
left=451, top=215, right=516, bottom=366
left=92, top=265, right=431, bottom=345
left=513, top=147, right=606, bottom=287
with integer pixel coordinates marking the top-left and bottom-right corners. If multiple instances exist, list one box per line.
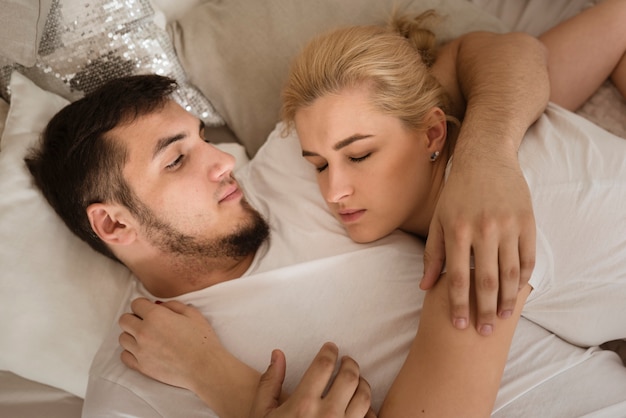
left=424, top=107, right=448, bottom=151
left=87, top=203, right=136, bottom=246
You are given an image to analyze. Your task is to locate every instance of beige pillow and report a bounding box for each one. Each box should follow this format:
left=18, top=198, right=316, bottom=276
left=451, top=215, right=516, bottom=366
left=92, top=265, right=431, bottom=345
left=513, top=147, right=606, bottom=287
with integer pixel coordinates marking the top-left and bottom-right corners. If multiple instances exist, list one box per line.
left=168, top=0, right=508, bottom=157
left=0, top=0, right=53, bottom=66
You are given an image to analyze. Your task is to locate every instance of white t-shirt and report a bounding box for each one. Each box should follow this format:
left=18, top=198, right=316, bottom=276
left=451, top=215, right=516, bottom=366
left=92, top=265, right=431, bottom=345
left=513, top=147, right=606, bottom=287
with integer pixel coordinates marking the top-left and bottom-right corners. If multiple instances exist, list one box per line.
left=82, top=104, right=626, bottom=417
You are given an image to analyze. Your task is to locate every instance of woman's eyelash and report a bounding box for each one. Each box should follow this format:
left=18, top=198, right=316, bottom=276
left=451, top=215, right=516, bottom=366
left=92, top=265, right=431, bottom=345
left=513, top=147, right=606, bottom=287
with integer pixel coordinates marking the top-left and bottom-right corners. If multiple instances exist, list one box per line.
left=166, top=155, right=184, bottom=169
left=315, top=153, right=371, bottom=173
left=349, top=153, right=371, bottom=163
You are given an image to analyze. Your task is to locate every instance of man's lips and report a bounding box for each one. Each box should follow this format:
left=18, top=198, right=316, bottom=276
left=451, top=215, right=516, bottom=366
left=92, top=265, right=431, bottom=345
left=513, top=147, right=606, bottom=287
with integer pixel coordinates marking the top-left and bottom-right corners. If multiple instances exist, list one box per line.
left=218, top=185, right=242, bottom=203
left=337, top=208, right=365, bottom=223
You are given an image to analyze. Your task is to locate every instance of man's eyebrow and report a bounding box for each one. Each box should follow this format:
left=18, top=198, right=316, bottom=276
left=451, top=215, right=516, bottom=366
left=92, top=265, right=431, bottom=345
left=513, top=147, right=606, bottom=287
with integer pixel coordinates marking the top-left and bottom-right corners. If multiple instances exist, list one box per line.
left=152, top=120, right=205, bottom=160
left=152, top=132, right=186, bottom=160
left=301, top=134, right=372, bottom=157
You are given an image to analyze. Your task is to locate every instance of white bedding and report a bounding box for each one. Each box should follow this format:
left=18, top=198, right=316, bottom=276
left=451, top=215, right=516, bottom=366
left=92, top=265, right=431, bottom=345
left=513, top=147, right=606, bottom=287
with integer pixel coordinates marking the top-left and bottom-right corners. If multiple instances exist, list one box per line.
left=82, top=110, right=626, bottom=417
left=1, top=0, right=625, bottom=416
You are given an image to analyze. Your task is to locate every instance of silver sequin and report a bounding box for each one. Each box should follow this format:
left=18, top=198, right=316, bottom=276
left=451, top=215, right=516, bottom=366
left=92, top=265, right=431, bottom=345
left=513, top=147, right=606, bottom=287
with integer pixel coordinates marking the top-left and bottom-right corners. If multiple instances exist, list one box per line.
left=0, top=0, right=224, bottom=126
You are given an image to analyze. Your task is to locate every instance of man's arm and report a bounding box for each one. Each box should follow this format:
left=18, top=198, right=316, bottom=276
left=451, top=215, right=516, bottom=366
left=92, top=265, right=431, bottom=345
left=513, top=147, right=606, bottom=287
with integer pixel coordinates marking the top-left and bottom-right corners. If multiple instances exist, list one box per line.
left=423, top=31, right=549, bottom=335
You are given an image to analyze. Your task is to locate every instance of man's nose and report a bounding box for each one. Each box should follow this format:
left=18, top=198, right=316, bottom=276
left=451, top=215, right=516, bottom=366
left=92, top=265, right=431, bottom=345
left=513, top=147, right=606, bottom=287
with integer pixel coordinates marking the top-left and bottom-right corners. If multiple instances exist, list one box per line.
left=207, top=146, right=236, bottom=181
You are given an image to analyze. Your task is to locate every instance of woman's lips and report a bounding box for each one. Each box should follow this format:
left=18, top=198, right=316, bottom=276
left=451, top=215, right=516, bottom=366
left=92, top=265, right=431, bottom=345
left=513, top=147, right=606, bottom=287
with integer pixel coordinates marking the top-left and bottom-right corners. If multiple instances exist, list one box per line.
left=338, top=209, right=365, bottom=223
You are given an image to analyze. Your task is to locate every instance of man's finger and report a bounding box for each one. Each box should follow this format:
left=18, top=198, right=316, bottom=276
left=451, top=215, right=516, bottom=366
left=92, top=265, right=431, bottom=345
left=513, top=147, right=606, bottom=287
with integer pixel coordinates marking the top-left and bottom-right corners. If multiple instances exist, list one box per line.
left=472, top=238, right=499, bottom=336
left=518, top=224, right=536, bottom=290
left=443, top=225, right=472, bottom=330
left=497, top=237, right=521, bottom=320
left=249, top=349, right=286, bottom=418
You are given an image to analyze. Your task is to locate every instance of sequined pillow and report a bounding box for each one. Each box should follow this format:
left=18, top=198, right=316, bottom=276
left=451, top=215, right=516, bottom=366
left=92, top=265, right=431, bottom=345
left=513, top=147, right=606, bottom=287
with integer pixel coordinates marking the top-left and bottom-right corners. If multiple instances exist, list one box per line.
left=0, top=0, right=224, bottom=126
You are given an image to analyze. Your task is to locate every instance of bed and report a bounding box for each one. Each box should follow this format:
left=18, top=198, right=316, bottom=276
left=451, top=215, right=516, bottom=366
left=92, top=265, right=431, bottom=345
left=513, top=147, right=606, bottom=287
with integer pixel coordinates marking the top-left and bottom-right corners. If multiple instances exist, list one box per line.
left=0, top=0, right=625, bottom=416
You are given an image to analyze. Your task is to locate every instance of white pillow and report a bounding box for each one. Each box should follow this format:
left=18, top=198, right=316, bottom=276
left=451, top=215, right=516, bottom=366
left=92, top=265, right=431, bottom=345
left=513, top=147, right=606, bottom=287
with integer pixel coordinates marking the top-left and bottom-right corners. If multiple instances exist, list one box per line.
left=0, top=72, right=133, bottom=398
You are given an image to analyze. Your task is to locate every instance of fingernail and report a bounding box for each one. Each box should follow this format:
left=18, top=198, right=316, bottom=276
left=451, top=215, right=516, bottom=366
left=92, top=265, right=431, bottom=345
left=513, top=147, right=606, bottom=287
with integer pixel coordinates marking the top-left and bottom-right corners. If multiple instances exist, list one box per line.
left=453, top=318, right=467, bottom=329
left=154, top=300, right=163, bottom=305
left=499, top=310, right=512, bottom=319
left=480, top=324, right=493, bottom=336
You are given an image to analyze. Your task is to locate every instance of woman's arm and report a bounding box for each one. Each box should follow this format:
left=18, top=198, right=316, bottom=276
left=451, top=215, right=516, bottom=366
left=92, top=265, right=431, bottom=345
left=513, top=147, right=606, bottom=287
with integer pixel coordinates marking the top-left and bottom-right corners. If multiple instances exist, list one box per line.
left=380, top=274, right=532, bottom=417
left=423, top=31, right=549, bottom=336
left=119, top=298, right=261, bottom=417
left=120, top=299, right=375, bottom=417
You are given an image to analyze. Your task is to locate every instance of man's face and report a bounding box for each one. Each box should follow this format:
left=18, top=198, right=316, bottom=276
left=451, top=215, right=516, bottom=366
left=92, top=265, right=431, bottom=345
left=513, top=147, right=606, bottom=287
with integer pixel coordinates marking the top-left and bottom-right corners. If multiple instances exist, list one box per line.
left=110, top=100, right=268, bottom=261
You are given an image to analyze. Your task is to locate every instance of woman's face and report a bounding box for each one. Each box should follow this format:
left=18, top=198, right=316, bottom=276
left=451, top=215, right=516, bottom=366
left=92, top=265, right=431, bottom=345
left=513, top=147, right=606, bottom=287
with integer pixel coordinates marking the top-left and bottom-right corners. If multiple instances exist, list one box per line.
left=295, top=87, right=443, bottom=242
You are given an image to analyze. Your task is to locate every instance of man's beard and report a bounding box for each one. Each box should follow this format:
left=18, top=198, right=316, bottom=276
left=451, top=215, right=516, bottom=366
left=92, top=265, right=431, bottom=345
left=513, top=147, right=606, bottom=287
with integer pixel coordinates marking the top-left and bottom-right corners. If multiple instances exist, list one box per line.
left=137, top=198, right=269, bottom=260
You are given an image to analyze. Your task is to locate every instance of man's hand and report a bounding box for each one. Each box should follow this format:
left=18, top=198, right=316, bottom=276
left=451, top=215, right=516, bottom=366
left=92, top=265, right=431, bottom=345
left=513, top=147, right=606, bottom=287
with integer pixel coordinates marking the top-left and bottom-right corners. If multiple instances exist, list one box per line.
left=420, top=155, right=536, bottom=336
left=250, top=343, right=376, bottom=418
left=424, top=31, right=547, bottom=336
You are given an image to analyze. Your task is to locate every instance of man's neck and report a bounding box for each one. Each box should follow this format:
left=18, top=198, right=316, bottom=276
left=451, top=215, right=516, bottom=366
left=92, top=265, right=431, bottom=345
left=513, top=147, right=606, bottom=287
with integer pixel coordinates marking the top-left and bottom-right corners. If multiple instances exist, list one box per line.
left=130, top=251, right=257, bottom=298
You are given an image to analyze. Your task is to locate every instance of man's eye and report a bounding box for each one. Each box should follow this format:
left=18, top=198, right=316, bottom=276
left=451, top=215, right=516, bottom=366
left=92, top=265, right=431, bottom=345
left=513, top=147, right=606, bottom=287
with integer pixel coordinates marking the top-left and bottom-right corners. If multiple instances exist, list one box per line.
left=166, top=155, right=184, bottom=170
left=349, top=153, right=371, bottom=163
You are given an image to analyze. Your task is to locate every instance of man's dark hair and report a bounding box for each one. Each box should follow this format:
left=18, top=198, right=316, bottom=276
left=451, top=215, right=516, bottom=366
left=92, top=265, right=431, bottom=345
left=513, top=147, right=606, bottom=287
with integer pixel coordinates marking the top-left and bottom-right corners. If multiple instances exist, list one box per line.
left=25, top=74, right=178, bottom=261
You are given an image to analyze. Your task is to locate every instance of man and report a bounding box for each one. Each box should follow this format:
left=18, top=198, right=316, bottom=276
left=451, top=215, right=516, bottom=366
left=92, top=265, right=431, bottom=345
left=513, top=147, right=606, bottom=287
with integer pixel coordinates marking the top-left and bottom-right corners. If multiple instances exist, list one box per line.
left=26, top=31, right=556, bottom=416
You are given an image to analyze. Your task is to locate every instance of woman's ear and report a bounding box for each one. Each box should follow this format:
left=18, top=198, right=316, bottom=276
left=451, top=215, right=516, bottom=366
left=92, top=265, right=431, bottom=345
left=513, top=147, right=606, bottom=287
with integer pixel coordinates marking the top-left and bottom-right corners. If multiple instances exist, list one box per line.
left=424, top=107, right=447, bottom=151
left=87, top=203, right=136, bottom=246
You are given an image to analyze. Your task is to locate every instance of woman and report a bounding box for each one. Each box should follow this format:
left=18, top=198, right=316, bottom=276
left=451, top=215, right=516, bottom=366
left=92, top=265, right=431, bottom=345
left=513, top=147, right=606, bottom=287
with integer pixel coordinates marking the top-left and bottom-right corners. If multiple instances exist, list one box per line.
left=119, top=1, right=626, bottom=416
left=279, top=1, right=626, bottom=415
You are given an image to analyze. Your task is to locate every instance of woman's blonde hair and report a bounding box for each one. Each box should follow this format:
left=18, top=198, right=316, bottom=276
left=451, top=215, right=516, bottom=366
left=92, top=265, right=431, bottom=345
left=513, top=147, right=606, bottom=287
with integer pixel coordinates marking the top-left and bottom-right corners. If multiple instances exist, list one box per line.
left=281, top=10, right=455, bottom=133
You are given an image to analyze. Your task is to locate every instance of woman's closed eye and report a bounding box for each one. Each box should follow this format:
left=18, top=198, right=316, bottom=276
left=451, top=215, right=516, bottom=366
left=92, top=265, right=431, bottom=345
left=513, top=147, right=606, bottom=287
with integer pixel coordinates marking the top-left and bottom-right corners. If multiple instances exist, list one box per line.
left=315, top=162, right=329, bottom=173
left=313, top=153, right=371, bottom=173
left=349, top=153, right=371, bottom=163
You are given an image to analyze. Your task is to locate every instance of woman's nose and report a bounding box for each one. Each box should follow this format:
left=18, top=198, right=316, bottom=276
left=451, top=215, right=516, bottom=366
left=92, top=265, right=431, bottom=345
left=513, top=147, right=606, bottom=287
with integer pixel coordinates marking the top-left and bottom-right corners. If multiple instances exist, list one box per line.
left=324, top=168, right=353, bottom=203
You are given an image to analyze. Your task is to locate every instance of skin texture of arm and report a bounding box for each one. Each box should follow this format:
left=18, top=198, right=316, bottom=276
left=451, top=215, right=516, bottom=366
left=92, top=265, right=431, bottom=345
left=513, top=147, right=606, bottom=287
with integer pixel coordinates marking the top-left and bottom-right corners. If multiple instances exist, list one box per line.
left=379, top=274, right=532, bottom=417
left=422, top=31, right=549, bottom=336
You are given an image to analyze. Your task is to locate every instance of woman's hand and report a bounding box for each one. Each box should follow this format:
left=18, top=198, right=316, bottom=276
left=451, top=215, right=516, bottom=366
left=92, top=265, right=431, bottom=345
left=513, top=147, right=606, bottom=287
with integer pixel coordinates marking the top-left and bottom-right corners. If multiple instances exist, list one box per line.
left=119, top=297, right=222, bottom=389
left=119, top=297, right=260, bottom=417
left=250, top=343, right=376, bottom=418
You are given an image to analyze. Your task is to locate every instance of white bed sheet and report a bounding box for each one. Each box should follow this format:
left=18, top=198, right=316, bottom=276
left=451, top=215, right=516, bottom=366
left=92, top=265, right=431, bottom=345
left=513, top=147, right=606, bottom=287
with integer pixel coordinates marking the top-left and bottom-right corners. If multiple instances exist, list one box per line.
left=1, top=1, right=625, bottom=416
left=0, top=371, right=83, bottom=417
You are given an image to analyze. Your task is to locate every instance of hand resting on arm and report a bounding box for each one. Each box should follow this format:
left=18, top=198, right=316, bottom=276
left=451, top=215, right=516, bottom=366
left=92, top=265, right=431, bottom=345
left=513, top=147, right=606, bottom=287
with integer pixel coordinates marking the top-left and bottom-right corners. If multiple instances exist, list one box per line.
left=119, top=299, right=375, bottom=418
left=119, top=298, right=260, bottom=418
left=422, top=31, right=549, bottom=335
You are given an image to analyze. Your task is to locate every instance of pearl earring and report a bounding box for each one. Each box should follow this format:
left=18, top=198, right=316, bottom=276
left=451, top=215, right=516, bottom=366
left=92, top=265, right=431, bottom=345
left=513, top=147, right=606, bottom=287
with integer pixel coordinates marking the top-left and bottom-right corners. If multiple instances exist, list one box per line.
left=429, top=151, right=440, bottom=162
